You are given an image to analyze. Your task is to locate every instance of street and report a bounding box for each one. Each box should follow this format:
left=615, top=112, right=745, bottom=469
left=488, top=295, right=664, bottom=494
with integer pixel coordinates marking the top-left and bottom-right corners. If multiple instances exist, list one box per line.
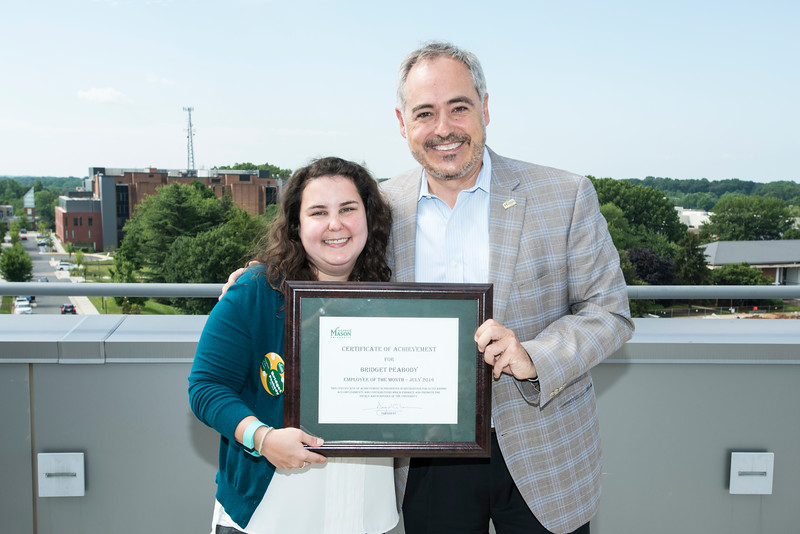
left=18, top=236, right=90, bottom=314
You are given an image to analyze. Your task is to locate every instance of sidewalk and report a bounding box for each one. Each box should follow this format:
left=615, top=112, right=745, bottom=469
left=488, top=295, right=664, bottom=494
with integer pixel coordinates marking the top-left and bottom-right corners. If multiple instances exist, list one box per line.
left=49, top=233, right=100, bottom=315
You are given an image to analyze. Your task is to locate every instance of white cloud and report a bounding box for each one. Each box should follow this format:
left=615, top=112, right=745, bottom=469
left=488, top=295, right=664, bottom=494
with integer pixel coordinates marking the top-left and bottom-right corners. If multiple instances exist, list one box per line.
left=77, top=87, right=132, bottom=104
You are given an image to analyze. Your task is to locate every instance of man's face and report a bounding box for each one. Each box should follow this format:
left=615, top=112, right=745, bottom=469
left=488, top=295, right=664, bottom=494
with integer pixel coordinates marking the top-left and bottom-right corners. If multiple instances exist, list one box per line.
left=396, top=56, right=489, bottom=187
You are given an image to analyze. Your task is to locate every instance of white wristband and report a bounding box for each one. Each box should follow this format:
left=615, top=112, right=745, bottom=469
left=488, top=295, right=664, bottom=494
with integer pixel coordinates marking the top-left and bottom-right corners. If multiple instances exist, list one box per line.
left=255, top=426, right=273, bottom=456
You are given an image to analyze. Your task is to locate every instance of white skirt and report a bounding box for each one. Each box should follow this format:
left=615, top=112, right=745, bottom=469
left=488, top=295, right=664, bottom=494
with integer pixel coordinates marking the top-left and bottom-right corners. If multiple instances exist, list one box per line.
left=212, top=457, right=398, bottom=534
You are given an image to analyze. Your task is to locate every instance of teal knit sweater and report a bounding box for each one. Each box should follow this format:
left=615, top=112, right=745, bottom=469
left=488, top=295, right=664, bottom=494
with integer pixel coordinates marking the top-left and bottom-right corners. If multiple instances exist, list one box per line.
left=188, top=265, right=284, bottom=527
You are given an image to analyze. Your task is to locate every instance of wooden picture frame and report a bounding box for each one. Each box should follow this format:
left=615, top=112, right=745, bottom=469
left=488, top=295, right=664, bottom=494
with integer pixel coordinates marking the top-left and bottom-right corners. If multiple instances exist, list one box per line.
left=284, top=281, right=493, bottom=457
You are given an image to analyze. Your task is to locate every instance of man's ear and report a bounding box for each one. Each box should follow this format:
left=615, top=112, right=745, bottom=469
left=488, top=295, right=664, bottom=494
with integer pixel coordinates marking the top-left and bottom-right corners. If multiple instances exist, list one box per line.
left=483, top=93, right=490, bottom=126
left=395, top=108, right=407, bottom=139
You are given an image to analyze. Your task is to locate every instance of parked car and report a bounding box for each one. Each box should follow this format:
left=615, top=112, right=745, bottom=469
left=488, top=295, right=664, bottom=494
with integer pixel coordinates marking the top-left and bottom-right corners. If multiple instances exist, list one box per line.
left=61, top=303, right=77, bottom=315
left=57, top=261, right=76, bottom=271
left=14, top=300, right=33, bottom=315
left=37, top=276, right=48, bottom=282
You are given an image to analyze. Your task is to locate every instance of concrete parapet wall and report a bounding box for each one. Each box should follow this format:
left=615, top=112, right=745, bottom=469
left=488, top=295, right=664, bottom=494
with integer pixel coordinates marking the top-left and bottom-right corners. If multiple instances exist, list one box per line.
left=1, top=317, right=798, bottom=534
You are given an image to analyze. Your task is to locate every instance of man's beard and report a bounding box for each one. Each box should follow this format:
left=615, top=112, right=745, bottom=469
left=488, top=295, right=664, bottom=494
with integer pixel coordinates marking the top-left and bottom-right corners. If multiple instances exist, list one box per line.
left=414, top=129, right=486, bottom=182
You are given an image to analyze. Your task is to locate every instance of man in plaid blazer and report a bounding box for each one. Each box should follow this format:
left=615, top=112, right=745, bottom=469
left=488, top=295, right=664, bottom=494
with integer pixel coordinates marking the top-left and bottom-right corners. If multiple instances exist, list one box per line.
left=381, top=42, right=634, bottom=534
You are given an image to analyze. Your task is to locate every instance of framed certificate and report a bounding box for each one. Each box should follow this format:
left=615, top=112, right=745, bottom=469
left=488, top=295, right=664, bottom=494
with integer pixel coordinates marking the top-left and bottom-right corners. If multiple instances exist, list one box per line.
left=284, top=281, right=493, bottom=457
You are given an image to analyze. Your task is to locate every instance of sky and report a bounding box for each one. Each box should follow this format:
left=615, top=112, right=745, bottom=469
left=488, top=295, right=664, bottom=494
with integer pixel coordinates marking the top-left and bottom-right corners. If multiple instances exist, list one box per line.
left=1, top=0, right=798, bottom=183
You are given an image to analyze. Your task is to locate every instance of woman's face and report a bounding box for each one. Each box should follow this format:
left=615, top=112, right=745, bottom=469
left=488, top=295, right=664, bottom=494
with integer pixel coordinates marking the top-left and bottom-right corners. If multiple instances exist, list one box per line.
left=299, top=175, right=368, bottom=281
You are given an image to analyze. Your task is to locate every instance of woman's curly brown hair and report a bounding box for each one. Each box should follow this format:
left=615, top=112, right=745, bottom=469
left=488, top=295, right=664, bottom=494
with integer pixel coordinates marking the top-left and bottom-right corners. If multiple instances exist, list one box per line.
left=250, top=157, right=392, bottom=293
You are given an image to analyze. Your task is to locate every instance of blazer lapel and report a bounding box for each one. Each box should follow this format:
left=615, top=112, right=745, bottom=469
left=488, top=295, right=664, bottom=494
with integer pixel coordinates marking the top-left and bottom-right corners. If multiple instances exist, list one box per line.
left=386, top=169, right=423, bottom=283
left=487, top=149, right=525, bottom=325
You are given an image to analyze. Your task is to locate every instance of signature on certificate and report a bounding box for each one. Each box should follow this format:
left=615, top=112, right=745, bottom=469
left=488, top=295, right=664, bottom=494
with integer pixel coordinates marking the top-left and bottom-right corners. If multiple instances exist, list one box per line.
left=370, top=401, right=422, bottom=417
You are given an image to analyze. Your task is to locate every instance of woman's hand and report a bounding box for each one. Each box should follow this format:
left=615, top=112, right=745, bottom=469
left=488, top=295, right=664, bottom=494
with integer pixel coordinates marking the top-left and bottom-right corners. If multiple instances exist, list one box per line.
left=259, top=427, right=327, bottom=470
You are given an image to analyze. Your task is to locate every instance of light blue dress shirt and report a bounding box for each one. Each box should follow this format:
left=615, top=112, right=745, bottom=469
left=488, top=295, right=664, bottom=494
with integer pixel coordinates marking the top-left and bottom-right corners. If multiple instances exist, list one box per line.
left=415, top=149, right=491, bottom=283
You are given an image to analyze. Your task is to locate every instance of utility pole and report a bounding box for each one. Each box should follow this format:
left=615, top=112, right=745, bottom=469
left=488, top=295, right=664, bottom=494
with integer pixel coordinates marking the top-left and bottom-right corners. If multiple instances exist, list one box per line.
left=183, top=106, right=195, bottom=172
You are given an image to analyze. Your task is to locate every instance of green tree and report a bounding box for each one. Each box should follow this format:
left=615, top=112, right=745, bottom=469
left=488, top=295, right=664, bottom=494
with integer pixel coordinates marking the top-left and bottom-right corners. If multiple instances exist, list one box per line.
left=709, top=262, right=777, bottom=310
left=35, top=188, right=59, bottom=230
left=263, top=203, right=280, bottom=223
left=782, top=228, right=800, bottom=239
left=674, top=232, right=712, bottom=285
left=114, top=180, right=268, bottom=313
left=677, top=192, right=718, bottom=211
left=637, top=232, right=678, bottom=262
left=163, top=208, right=268, bottom=314
left=216, top=162, right=292, bottom=179
left=599, top=202, right=637, bottom=250
left=0, top=177, right=82, bottom=231
left=591, top=177, right=686, bottom=249
left=627, top=247, right=676, bottom=285
left=17, top=213, right=31, bottom=231
left=617, top=249, right=640, bottom=285
left=710, top=263, right=771, bottom=285
left=616, top=250, right=654, bottom=317
left=0, top=178, right=26, bottom=207
left=753, top=181, right=800, bottom=202
left=108, top=259, right=148, bottom=309
left=701, top=194, right=793, bottom=241
left=115, top=181, right=228, bottom=283
left=0, top=243, right=33, bottom=281
left=8, top=220, right=21, bottom=245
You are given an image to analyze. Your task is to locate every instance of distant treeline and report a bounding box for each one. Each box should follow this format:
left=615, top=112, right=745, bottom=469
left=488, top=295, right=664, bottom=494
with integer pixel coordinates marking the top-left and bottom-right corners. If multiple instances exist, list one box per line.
left=624, top=177, right=800, bottom=211
left=0, top=176, right=85, bottom=187
left=0, top=176, right=85, bottom=230
left=3, top=173, right=799, bottom=215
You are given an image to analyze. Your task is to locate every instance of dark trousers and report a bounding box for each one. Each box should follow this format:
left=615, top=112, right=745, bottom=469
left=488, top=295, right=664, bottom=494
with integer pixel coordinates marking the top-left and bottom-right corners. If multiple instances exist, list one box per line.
left=402, top=432, right=590, bottom=534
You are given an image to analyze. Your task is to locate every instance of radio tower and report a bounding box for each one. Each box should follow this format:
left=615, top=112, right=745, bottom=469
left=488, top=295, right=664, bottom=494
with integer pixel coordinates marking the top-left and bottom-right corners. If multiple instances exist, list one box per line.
left=183, top=106, right=196, bottom=172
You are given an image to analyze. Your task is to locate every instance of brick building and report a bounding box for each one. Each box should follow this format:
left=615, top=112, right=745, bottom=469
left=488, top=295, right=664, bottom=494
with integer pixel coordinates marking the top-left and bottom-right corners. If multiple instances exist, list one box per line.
left=54, top=191, right=102, bottom=250
left=55, top=167, right=282, bottom=251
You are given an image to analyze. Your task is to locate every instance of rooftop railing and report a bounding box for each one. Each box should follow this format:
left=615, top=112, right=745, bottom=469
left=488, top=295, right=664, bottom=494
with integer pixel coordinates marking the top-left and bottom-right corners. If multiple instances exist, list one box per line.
left=3, top=282, right=800, bottom=299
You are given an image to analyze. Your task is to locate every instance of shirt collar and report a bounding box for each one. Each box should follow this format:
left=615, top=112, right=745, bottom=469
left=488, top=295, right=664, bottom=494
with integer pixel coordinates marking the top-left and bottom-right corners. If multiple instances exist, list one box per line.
left=418, top=147, right=492, bottom=200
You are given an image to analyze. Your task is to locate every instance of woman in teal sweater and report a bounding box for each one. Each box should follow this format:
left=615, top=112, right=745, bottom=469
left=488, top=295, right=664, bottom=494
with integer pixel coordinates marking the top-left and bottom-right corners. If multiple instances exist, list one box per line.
left=189, top=157, right=397, bottom=534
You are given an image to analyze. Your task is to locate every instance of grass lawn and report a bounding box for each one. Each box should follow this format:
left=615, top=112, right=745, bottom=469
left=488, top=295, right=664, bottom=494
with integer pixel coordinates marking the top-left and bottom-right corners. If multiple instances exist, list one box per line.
left=80, top=259, right=115, bottom=280
left=88, top=296, right=182, bottom=315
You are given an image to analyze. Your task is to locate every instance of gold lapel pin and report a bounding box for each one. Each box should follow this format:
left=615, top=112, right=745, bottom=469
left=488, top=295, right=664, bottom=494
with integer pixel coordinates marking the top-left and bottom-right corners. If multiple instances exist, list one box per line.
left=502, top=199, right=517, bottom=210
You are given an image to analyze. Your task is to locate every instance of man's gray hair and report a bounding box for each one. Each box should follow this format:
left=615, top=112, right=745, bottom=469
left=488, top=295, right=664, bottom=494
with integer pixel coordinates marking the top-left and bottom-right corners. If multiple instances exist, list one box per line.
left=396, top=41, right=487, bottom=113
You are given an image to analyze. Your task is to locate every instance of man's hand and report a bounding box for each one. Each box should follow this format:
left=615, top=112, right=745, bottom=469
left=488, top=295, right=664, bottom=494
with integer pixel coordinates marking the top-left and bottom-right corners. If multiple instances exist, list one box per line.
left=474, top=319, right=537, bottom=380
left=219, top=262, right=261, bottom=300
